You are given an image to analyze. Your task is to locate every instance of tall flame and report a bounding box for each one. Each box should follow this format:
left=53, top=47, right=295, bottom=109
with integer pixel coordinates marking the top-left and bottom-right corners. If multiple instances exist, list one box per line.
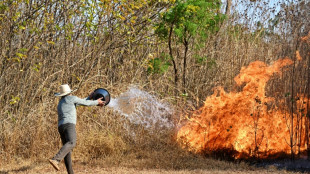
left=177, top=58, right=309, bottom=159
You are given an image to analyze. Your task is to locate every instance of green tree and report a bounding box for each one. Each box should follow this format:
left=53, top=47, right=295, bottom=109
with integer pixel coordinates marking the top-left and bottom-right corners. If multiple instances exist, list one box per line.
left=155, top=0, right=224, bottom=95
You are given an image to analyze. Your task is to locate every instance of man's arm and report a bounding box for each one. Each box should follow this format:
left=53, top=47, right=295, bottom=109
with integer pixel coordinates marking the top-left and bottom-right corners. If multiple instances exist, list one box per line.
left=71, top=96, right=104, bottom=106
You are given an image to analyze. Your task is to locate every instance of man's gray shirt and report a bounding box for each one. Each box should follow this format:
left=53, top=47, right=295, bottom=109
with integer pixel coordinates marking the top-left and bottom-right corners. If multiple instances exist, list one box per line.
left=57, top=95, right=98, bottom=126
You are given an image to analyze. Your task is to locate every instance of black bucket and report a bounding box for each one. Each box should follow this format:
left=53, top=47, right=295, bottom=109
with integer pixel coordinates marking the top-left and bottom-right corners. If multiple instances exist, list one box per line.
left=89, top=88, right=110, bottom=106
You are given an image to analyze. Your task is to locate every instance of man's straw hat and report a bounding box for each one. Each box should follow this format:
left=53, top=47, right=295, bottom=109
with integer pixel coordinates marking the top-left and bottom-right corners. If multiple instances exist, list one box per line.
left=54, top=84, right=77, bottom=97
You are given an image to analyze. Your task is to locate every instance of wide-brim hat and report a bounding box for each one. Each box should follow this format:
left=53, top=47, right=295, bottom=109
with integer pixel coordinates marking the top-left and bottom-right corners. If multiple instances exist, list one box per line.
left=54, top=84, right=77, bottom=97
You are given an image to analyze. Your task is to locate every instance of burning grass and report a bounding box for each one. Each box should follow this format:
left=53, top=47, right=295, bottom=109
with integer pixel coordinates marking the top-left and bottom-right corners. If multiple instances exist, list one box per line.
left=0, top=4, right=309, bottom=171
left=177, top=57, right=309, bottom=159
left=1, top=84, right=309, bottom=173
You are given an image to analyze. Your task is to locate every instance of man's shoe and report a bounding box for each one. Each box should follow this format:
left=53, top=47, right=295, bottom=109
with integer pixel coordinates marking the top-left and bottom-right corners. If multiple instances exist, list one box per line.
left=48, top=159, right=60, bottom=171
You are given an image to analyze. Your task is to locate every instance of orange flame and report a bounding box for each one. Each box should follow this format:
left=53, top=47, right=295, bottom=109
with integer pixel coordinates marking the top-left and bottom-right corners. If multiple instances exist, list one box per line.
left=177, top=58, right=309, bottom=159
left=296, top=51, right=302, bottom=61
left=301, top=31, right=310, bottom=43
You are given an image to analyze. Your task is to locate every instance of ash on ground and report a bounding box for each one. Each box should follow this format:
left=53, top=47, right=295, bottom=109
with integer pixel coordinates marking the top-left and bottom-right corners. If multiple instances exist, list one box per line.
left=253, top=158, right=310, bottom=172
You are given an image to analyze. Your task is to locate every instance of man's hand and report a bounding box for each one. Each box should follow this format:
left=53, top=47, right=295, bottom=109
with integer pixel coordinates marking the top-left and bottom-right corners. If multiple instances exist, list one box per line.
left=97, top=97, right=105, bottom=107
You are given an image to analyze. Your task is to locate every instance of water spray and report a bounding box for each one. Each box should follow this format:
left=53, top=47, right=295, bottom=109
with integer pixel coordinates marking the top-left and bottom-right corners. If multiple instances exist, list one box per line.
left=89, top=87, right=174, bottom=131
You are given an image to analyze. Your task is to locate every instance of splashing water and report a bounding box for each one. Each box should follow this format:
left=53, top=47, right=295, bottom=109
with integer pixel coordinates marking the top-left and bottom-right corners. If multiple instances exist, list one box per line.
left=107, top=87, right=174, bottom=130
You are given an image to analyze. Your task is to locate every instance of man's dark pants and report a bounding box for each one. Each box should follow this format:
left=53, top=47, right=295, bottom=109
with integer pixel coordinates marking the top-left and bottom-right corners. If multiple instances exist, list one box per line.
left=52, top=123, right=76, bottom=174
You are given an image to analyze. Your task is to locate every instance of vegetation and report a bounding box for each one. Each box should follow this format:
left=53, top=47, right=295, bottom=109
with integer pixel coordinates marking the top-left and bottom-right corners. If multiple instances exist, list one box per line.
left=0, top=0, right=309, bottom=172
left=155, top=0, right=224, bottom=94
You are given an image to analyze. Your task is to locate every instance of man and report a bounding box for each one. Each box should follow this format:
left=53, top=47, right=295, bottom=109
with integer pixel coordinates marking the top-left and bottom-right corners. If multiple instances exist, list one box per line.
left=49, top=84, right=105, bottom=174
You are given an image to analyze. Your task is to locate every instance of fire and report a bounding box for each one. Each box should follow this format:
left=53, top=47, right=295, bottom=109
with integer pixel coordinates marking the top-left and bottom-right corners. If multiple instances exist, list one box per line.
left=177, top=58, right=309, bottom=159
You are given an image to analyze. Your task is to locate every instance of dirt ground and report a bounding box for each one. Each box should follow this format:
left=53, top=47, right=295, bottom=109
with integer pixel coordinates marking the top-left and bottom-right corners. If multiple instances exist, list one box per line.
left=0, top=160, right=305, bottom=174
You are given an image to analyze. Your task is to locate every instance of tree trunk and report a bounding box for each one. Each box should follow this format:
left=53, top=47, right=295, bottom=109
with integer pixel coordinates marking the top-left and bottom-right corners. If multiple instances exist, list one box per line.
left=290, top=59, right=296, bottom=161
left=183, top=38, right=188, bottom=94
left=225, top=0, right=232, bottom=18
left=307, top=45, right=310, bottom=160
left=168, top=23, right=178, bottom=96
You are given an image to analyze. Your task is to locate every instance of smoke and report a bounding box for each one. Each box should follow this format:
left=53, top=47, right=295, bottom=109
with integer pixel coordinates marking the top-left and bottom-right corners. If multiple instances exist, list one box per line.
left=107, top=87, right=174, bottom=130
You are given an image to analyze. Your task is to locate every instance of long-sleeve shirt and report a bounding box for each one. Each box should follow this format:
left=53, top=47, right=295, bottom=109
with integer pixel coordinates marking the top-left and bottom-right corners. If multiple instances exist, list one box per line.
left=57, top=95, right=98, bottom=126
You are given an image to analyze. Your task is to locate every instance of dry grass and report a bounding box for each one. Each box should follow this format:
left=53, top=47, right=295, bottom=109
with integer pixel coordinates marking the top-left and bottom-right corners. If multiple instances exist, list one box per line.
left=0, top=1, right=309, bottom=173
left=1, top=157, right=303, bottom=174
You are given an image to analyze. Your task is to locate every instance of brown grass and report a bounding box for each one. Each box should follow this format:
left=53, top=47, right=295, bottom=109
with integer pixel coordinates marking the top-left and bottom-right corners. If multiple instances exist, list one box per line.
left=0, top=0, right=309, bottom=173
left=0, top=161, right=299, bottom=174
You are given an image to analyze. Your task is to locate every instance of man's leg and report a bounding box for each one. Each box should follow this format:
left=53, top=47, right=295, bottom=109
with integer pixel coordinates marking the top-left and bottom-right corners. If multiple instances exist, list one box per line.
left=60, top=124, right=75, bottom=174
left=64, top=151, right=74, bottom=174
left=51, top=123, right=76, bottom=173
left=53, top=123, right=76, bottom=161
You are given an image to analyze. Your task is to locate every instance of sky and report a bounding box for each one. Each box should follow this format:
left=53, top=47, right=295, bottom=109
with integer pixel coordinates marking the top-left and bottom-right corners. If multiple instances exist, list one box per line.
left=222, top=0, right=299, bottom=30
